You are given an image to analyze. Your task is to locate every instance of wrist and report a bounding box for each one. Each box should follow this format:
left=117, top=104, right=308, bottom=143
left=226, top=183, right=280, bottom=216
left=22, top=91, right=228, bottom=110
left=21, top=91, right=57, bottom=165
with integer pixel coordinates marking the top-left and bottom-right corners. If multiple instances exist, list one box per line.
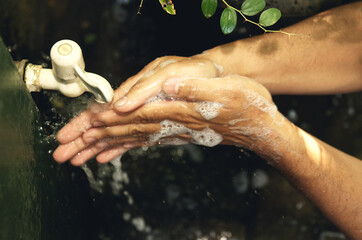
left=247, top=111, right=305, bottom=166
left=194, top=41, right=256, bottom=78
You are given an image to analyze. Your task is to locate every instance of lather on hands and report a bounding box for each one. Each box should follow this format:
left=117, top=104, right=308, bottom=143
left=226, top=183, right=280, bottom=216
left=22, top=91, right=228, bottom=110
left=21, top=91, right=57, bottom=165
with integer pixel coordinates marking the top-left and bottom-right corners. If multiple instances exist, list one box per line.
left=53, top=55, right=224, bottom=165
left=88, top=74, right=286, bottom=159
left=54, top=54, right=286, bottom=166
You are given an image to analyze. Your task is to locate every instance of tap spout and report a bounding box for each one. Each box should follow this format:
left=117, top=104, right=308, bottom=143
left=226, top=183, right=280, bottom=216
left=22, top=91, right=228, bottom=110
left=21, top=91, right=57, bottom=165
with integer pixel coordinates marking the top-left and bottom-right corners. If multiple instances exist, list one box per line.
left=23, top=40, right=114, bottom=103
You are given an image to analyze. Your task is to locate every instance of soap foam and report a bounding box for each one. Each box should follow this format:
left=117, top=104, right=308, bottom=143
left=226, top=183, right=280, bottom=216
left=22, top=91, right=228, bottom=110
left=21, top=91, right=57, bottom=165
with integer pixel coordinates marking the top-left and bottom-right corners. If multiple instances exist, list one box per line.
left=149, top=120, right=223, bottom=147
left=145, top=93, right=224, bottom=147
left=244, top=90, right=277, bottom=117
left=158, top=138, right=189, bottom=145
left=194, top=101, right=223, bottom=120
left=146, top=91, right=168, bottom=104
left=159, top=120, right=188, bottom=138
left=244, top=90, right=285, bottom=127
left=229, top=125, right=272, bottom=139
left=190, top=127, right=223, bottom=147
left=146, top=91, right=181, bottom=104
left=229, top=124, right=283, bottom=161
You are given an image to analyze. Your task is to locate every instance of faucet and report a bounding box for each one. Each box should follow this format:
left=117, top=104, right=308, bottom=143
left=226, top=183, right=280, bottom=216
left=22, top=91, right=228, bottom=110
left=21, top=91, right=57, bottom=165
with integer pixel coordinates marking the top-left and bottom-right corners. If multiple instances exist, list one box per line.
left=20, top=39, right=114, bottom=103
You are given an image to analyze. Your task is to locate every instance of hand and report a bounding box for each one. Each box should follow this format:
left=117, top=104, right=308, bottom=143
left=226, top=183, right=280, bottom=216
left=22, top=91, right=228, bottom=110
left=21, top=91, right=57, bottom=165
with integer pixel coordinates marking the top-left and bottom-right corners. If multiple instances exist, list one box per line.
left=54, top=75, right=287, bottom=165
left=92, top=75, right=286, bottom=156
left=53, top=55, right=223, bottom=165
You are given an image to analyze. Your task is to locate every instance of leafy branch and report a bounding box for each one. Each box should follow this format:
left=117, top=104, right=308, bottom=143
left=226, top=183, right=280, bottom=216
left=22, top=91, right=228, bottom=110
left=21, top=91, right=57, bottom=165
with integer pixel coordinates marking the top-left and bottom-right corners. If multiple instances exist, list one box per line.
left=201, top=0, right=295, bottom=36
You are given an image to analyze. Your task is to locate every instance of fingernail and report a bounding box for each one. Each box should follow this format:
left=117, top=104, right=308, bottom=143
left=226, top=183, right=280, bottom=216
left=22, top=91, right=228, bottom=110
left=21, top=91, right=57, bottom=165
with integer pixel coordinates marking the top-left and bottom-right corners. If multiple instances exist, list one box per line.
left=114, top=97, right=127, bottom=109
left=84, top=137, right=96, bottom=144
left=92, top=121, right=104, bottom=127
left=163, top=78, right=180, bottom=94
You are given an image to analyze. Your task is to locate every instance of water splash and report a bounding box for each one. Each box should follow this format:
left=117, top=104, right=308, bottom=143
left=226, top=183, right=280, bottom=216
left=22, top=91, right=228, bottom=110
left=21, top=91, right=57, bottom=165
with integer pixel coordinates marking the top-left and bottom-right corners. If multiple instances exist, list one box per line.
left=81, top=155, right=152, bottom=233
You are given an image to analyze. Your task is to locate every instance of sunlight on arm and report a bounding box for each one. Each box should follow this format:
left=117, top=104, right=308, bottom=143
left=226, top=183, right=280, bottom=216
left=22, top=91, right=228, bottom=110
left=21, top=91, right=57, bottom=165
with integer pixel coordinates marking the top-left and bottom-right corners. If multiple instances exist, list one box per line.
left=298, top=128, right=323, bottom=165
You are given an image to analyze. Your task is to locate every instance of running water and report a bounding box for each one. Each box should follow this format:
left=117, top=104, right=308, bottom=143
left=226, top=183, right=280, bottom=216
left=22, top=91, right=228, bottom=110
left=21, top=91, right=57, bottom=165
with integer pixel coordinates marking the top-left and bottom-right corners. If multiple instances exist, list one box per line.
left=81, top=155, right=152, bottom=234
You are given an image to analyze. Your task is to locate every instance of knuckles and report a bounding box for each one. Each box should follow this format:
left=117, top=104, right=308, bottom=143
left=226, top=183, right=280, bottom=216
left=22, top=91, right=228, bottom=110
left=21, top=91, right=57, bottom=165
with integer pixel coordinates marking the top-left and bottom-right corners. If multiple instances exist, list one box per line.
left=133, top=114, right=150, bottom=124
left=128, top=125, right=146, bottom=136
left=132, top=107, right=154, bottom=124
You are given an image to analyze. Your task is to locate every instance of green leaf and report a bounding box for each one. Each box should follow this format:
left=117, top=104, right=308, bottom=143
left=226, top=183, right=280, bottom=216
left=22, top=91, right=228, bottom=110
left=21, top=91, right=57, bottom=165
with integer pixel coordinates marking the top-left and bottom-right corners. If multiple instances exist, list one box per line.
left=259, top=8, right=281, bottom=27
left=220, top=8, right=237, bottom=34
left=201, top=0, right=218, bottom=18
left=241, top=0, right=265, bottom=16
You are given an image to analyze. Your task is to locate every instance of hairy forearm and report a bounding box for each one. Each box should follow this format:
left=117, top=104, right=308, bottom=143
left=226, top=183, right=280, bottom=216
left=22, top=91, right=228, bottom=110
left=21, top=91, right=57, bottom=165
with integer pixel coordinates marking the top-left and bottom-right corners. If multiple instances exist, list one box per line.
left=261, top=117, right=362, bottom=238
left=197, top=2, right=362, bottom=95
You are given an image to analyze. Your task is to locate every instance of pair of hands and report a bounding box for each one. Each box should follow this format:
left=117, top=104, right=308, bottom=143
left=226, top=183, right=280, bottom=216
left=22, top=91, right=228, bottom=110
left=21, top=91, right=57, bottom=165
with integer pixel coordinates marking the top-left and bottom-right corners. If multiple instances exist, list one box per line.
left=53, top=56, right=282, bottom=166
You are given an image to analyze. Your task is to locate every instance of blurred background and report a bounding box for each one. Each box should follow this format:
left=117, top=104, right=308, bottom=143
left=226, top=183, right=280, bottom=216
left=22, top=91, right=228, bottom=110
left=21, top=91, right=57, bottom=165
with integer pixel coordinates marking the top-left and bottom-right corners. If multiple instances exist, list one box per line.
left=0, top=0, right=361, bottom=239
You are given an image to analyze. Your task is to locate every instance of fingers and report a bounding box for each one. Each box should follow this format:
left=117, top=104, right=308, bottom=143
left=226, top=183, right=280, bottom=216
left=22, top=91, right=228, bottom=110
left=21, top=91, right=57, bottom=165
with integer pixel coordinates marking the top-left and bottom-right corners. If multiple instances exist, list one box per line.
left=67, top=137, right=147, bottom=165
left=95, top=135, right=191, bottom=164
left=162, top=77, right=227, bottom=102
left=69, top=141, right=130, bottom=166
left=55, top=57, right=229, bottom=165
left=113, top=57, right=219, bottom=113
left=55, top=126, right=196, bottom=166
left=90, top=101, right=200, bottom=128
left=82, top=123, right=161, bottom=145
left=162, top=75, right=263, bottom=103
left=56, top=102, right=111, bottom=144
left=96, top=146, right=132, bottom=163
left=113, top=68, right=173, bottom=112
left=53, top=136, right=91, bottom=163
left=56, top=110, right=93, bottom=144
left=56, top=58, right=164, bottom=145
left=54, top=123, right=160, bottom=164
left=111, top=57, right=163, bottom=103
left=69, top=142, right=108, bottom=166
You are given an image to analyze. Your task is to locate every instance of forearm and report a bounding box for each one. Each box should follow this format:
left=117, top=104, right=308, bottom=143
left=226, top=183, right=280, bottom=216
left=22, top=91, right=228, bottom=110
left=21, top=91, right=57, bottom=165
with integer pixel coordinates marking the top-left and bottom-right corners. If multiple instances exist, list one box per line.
left=197, top=2, right=362, bottom=95
left=261, top=116, right=362, bottom=238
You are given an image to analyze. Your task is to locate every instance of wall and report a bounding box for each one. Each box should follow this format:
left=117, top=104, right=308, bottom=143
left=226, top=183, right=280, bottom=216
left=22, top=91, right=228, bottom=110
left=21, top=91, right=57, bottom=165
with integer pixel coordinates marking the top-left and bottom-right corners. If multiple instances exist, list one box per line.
left=0, top=37, right=94, bottom=240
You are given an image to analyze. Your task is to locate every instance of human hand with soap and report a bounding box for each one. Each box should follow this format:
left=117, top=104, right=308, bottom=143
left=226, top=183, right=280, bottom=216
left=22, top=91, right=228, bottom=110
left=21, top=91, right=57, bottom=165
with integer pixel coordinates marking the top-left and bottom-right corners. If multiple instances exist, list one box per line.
left=54, top=71, right=288, bottom=165
left=78, top=75, right=287, bottom=163
left=53, top=55, right=224, bottom=165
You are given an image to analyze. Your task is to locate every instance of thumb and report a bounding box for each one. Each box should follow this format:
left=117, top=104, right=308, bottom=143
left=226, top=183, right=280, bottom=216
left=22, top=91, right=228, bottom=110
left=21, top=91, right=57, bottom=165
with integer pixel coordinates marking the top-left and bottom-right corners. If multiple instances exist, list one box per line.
left=162, top=77, right=217, bottom=102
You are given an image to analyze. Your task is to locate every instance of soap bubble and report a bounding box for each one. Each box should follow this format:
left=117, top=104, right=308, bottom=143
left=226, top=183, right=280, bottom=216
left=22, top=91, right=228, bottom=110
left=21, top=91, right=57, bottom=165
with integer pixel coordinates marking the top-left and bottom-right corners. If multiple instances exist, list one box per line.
left=194, top=101, right=223, bottom=120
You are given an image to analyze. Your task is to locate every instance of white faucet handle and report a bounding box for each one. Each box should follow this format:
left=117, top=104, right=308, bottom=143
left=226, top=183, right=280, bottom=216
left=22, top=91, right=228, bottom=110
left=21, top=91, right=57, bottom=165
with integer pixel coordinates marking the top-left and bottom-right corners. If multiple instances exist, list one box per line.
left=49, top=39, right=114, bottom=103
left=50, top=39, right=85, bottom=80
